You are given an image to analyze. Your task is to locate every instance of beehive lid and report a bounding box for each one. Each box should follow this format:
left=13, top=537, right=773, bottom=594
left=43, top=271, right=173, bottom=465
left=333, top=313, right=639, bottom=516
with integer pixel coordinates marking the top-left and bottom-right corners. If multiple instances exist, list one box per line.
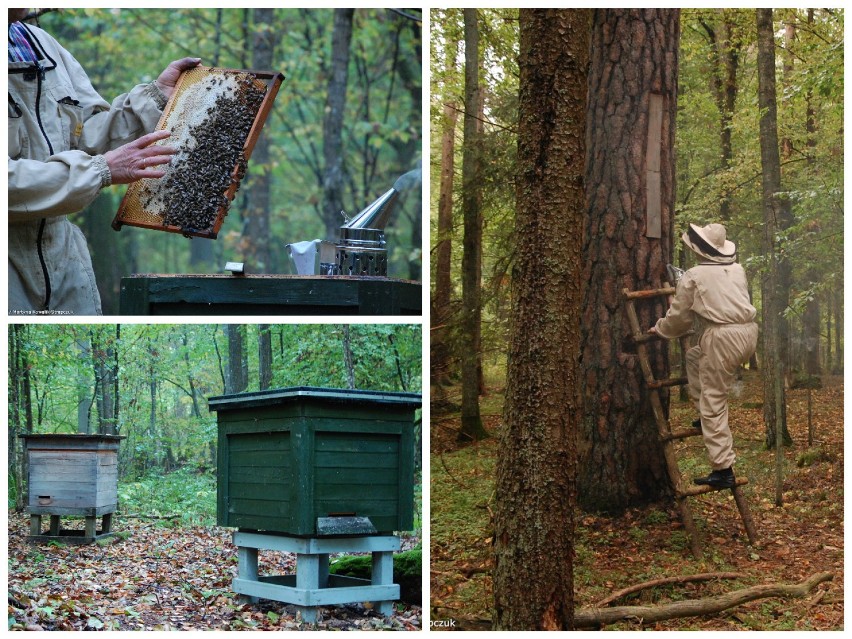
left=208, top=386, right=422, bottom=412
left=20, top=434, right=125, bottom=448
left=112, top=66, right=283, bottom=239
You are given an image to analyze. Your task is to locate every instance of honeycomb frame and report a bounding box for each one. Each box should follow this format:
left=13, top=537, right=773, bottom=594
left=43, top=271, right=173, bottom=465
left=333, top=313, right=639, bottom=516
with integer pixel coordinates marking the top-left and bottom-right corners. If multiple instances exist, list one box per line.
left=112, top=66, right=284, bottom=239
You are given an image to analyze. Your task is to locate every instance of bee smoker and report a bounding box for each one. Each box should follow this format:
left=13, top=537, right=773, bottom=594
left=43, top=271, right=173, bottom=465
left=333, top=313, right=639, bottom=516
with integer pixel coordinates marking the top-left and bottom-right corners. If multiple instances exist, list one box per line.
left=332, top=187, right=399, bottom=277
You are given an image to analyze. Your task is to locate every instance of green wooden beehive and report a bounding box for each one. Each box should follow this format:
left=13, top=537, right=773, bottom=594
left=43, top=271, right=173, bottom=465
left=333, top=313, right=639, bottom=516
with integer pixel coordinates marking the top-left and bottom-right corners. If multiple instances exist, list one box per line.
left=209, top=386, right=421, bottom=536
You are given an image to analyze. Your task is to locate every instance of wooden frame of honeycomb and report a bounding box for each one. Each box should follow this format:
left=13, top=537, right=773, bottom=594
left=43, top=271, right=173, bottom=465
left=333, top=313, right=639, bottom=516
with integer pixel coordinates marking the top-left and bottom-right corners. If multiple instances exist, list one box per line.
left=112, top=66, right=284, bottom=239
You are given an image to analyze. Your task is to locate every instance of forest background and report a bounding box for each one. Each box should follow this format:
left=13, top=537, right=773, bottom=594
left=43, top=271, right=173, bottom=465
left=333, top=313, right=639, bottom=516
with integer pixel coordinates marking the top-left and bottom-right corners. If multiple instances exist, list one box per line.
left=430, top=8, right=842, bottom=390
left=8, top=323, right=422, bottom=509
left=35, top=8, right=422, bottom=314
left=429, top=7, right=843, bottom=630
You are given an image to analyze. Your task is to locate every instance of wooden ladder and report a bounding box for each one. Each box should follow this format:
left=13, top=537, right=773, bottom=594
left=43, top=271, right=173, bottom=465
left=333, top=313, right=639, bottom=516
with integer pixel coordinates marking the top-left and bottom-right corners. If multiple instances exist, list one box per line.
left=623, top=285, right=757, bottom=557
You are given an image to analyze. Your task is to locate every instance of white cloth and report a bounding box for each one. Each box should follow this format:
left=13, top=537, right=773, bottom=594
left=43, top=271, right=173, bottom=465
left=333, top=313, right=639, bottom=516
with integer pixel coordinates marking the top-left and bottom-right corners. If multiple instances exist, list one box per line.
left=655, top=262, right=758, bottom=470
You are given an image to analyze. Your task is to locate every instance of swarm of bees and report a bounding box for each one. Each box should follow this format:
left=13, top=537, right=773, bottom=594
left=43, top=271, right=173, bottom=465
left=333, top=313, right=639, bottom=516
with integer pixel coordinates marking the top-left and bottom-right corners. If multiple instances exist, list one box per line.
left=115, top=68, right=269, bottom=238
left=158, top=76, right=265, bottom=234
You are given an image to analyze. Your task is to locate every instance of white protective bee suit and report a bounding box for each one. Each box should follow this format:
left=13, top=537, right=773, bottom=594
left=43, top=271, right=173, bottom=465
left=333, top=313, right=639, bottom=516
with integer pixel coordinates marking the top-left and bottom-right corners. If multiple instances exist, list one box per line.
left=8, top=22, right=166, bottom=315
left=654, top=224, right=758, bottom=471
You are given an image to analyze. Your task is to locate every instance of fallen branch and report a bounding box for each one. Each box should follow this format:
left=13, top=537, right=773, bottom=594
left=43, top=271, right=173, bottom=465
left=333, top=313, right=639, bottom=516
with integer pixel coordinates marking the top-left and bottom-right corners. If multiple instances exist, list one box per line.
left=574, top=572, right=833, bottom=629
left=120, top=513, right=181, bottom=520
left=595, top=571, right=747, bottom=607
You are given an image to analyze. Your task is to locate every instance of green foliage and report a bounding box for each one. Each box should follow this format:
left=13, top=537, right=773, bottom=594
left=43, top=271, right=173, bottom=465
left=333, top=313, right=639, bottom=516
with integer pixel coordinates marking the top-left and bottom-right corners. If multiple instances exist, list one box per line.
left=118, top=468, right=217, bottom=525
left=9, top=324, right=421, bottom=485
left=430, top=9, right=519, bottom=377
left=8, top=473, right=16, bottom=509
left=38, top=8, right=421, bottom=312
left=431, top=8, right=843, bottom=384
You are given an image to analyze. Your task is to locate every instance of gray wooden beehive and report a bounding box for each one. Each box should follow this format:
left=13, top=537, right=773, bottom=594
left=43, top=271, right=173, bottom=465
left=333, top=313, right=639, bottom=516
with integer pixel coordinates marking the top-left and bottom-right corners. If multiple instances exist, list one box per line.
left=21, top=434, right=123, bottom=516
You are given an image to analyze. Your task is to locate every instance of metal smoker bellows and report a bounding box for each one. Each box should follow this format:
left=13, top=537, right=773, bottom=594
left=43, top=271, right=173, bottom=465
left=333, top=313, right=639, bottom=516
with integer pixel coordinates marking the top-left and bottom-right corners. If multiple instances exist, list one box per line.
left=331, top=187, right=399, bottom=277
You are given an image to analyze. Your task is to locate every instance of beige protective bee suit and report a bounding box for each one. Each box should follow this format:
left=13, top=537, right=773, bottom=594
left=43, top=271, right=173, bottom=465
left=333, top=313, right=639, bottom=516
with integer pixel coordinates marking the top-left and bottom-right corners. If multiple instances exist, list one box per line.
left=8, top=22, right=165, bottom=315
left=654, top=224, right=758, bottom=471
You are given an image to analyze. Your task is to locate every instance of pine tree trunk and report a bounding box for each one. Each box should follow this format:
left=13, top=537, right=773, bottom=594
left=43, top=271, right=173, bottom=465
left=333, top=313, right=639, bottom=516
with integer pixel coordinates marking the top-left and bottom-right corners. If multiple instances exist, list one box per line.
left=493, top=10, right=589, bottom=629
left=458, top=8, right=486, bottom=442
left=579, top=8, right=680, bottom=512
left=756, top=8, right=792, bottom=449
left=431, top=32, right=459, bottom=392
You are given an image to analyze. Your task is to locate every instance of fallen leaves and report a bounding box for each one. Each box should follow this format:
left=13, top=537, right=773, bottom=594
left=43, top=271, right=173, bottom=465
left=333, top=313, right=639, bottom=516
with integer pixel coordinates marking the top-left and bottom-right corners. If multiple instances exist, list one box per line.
left=8, top=520, right=421, bottom=631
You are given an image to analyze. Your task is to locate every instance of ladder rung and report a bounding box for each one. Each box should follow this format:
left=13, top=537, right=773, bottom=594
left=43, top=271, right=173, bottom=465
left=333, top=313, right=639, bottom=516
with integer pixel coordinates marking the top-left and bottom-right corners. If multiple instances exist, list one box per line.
left=647, top=377, right=688, bottom=389
left=624, top=287, right=676, bottom=300
left=677, top=477, right=749, bottom=498
left=632, top=332, right=665, bottom=344
left=664, top=428, right=703, bottom=441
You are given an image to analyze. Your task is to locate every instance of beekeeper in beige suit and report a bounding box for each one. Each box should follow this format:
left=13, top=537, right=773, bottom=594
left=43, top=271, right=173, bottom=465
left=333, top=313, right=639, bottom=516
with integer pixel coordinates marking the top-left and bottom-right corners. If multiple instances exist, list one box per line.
left=8, top=8, right=200, bottom=314
left=649, top=223, right=758, bottom=489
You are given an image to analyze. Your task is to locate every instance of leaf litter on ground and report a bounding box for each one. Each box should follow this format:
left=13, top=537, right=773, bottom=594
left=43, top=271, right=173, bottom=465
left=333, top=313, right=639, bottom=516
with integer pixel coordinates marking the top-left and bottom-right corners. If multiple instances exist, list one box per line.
left=430, top=371, right=843, bottom=630
left=8, top=518, right=421, bottom=631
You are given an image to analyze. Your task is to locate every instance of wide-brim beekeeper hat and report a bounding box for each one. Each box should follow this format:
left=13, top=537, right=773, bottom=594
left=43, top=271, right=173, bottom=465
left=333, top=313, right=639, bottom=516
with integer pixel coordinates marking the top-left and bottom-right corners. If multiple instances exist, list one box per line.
left=681, top=223, right=736, bottom=264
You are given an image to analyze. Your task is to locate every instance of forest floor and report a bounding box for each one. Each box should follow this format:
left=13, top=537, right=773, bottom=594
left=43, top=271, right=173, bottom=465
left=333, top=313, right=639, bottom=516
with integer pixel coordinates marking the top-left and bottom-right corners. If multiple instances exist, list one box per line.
left=8, top=519, right=422, bottom=631
left=430, top=370, right=843, bottom=630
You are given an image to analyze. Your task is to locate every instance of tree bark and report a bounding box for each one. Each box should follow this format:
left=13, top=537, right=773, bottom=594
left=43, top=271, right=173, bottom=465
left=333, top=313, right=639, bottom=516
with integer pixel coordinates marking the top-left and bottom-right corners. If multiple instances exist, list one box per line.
left=430, top=28, right=460, bottom=391
left=493, top=9, right=590, bottom=631
left=756, top=8, right=792, bottom=450
left=258, top=324, right=273, bottom=391
left=699, top=10, right=740, bottom=221
left=801, top=9, right=821, bottom=378
left=579, top=8, right=680, bottom=512
left=458, top=8, right=487, bottom=442
left=574, top=572, right=833, bottom=628
left=832, top=288, right=842, bottom=373
left=322, top=8, right=355, bottom=239
left=244, top=8, right=277, bottom=273
left=76, top=338, right=92, bottom=435
left=226, top=325, right=248, bottom=394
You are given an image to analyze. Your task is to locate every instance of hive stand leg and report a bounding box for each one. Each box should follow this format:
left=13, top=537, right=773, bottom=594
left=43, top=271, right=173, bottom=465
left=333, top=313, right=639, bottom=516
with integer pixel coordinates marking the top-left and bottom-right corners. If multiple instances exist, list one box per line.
left=237, top=546, right=259, bottom=604
left=318, top=554, right=329, bottom=588
left=84, top=516, right=97, bottom=540
left=297, top=554, right=320, bottom=623
left=29, top=515, right=42, bottom=536
left=731, top=485, right=758, bottom=545
left=371, top=551, right=395, bottom=617
left=102, top=513, right=113, bottom=534
left=50, top=515, right=61, bottom=537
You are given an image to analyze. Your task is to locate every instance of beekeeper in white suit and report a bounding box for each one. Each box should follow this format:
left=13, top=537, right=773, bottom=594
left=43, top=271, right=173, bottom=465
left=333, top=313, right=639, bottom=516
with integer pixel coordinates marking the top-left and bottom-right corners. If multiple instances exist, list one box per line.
left=8, top=8, right=200, bottom=314
left=649, top=223, right=758, bottom=489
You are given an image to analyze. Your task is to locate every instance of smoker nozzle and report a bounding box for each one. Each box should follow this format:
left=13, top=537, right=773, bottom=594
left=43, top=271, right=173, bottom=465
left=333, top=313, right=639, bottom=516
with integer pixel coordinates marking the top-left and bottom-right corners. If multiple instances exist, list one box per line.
left=340, top=188, right=399, bottom=231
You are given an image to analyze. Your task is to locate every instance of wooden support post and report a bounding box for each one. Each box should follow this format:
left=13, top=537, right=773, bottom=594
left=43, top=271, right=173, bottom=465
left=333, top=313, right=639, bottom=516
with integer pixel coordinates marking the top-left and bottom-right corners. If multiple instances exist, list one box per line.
left=677, top=498, right=703, bottom=558
left=732, top=485, right=758, bottom=545
left=238, top=547, right=259, bottom=604
left=297, top=554, right=320, bottom=623
left=50, top=515, right=61, bottom=537
left=372, top=551, right=395, bottom=616
left=318, top=554, right=329, bottom=588
left=84, top=516, right=96, bottom=539
left=102, top=513, right=113, bottom=534
left=29, top=515, right=42, bottom=537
